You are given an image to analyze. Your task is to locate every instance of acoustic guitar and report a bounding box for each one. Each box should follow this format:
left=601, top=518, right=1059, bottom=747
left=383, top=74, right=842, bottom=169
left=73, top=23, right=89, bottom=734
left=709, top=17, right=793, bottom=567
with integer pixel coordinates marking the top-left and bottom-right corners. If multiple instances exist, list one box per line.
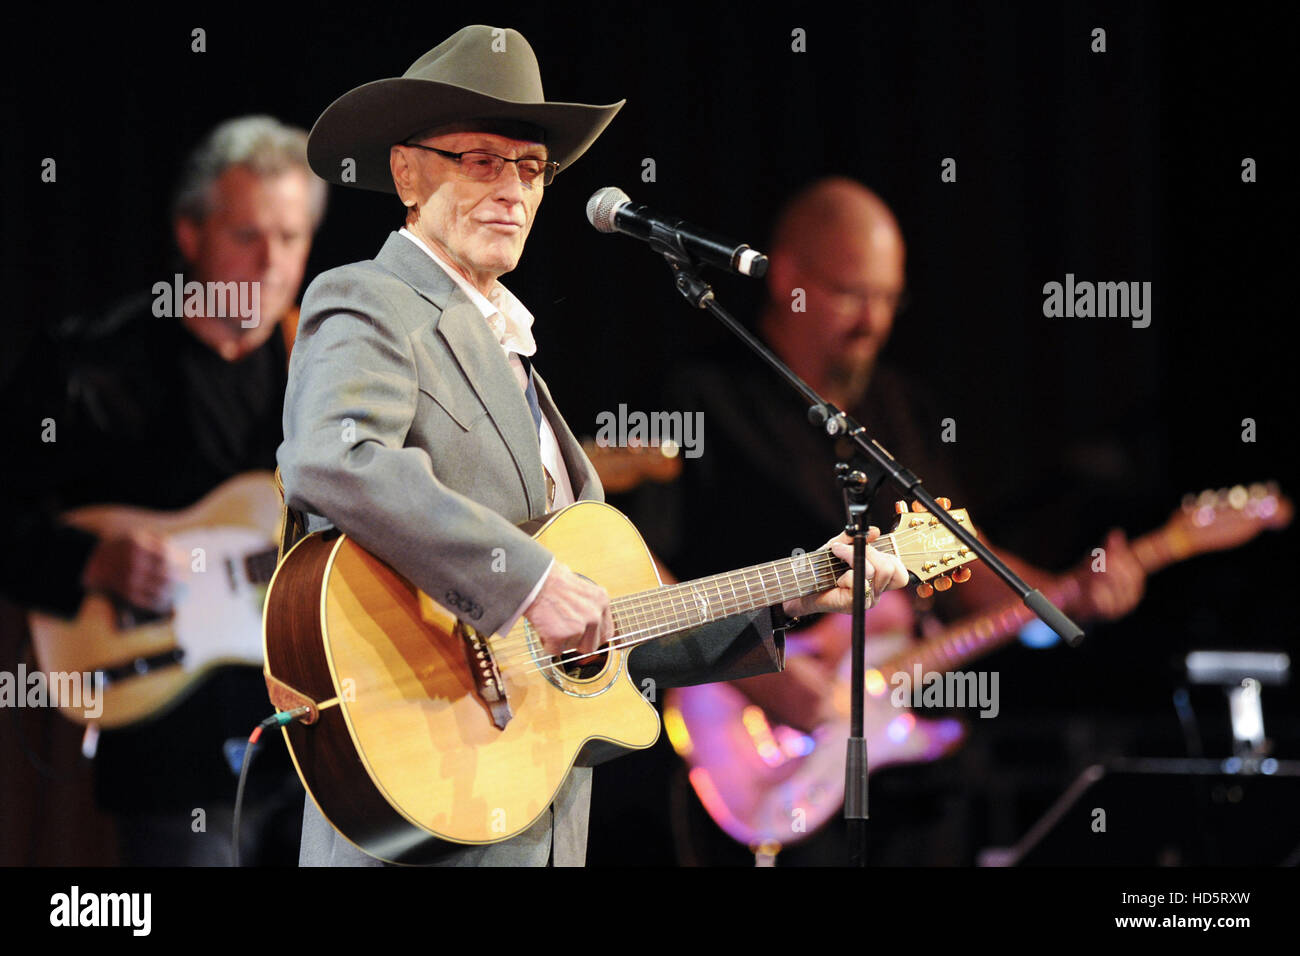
left=664, top=482, right=1293, bottom=854
left=261, top=499, right=977, bottom=863
left=28, top=471, right=282, bottom=728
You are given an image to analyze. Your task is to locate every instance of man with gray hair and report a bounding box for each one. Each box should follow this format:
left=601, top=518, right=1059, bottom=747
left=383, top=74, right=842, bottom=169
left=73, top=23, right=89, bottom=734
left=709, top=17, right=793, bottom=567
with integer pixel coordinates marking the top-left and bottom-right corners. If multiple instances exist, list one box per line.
left=3, top=114, right=326, bottom=864
left=168, top=114, right=328, bottom=359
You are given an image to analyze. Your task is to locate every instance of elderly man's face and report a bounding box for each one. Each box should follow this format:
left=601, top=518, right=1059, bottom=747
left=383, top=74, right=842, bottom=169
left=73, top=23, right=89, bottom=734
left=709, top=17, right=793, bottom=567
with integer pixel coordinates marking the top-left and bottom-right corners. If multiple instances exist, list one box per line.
left=400, top=131, right=546, bottom=292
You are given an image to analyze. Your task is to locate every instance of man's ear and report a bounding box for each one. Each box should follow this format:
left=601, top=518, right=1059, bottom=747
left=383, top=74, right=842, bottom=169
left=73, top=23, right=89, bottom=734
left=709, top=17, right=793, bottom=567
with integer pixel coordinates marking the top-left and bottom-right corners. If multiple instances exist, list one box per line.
left=174, top=216, right=200, bottom=266
left=766, top=250, right=797, bottom=308
left=390, top=145, right=414, bottom=199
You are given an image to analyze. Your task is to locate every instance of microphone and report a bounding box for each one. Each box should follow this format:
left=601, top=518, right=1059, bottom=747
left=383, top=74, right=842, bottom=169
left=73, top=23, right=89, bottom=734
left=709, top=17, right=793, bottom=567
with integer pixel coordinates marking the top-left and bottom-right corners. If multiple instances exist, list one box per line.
left=586, top=187, right=768, bottom=278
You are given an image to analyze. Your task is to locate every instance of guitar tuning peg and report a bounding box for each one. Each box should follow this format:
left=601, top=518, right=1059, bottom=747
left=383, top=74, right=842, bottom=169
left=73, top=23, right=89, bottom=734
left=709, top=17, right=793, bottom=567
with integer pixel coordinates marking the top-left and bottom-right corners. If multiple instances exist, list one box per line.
left=932, top=574, right=952, bottom=592
left=952, top=567, right=972, bottom=584
left=911, top=501, right=927, bottom=513
left=915, top=582, right=934, bottom=599
left=895, top=500, right=910, bottom=515
left=936, top=496, right=952, bottom=510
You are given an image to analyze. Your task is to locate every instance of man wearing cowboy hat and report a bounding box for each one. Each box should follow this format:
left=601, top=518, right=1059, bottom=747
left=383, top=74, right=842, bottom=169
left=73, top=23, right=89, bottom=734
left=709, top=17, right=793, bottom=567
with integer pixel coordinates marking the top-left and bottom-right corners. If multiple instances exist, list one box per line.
left=279, top=24, right=909, bottom=866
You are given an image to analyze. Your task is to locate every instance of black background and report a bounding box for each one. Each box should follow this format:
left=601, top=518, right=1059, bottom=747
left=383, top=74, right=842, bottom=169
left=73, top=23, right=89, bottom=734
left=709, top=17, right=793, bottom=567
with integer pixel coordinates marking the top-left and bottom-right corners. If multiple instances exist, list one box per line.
left=4, top=1, right=1296, bottom=865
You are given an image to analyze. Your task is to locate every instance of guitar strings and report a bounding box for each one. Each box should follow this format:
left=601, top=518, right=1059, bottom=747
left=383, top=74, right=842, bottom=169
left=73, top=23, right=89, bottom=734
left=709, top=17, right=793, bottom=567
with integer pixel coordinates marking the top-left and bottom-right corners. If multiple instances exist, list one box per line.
left=491, top=537, right=965, bottom=671
left=508, top=524, right=961, bottom=662
left=499, top=528, right=967, bottom=671
left=489, top=557, right=847, bottom=671
left=486, top=523, right=972, bottom=672
left=491, top=545, right=857, bottom=669
left=492, top=527, right=966, bottom=670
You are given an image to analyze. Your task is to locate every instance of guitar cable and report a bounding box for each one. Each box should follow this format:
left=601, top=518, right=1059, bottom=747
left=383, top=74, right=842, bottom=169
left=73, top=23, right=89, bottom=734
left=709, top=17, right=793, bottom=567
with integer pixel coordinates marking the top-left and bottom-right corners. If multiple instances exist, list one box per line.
left=232, top=706, right=310, bottom=867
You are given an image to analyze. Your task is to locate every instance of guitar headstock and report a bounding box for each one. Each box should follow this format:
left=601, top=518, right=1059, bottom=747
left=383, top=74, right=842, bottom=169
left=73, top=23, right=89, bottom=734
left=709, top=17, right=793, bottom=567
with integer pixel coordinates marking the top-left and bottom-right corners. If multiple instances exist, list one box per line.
left=1165, top=482, right=1293, bottom=557
left=582, top=438, right=683, bottom=493
left=887, top=497, right=980, bottom=597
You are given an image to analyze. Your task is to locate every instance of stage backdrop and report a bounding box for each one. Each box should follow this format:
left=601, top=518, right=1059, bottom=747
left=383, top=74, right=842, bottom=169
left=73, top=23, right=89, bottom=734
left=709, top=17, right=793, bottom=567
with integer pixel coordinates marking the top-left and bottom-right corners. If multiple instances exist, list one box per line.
left=3, top=3, right=1295, bottom=864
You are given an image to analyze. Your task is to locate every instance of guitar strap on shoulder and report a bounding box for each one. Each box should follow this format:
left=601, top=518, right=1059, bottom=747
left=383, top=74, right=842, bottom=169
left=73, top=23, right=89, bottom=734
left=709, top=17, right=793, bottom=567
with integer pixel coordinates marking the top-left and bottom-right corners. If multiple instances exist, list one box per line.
left=274, top=466, right=307, bottom=565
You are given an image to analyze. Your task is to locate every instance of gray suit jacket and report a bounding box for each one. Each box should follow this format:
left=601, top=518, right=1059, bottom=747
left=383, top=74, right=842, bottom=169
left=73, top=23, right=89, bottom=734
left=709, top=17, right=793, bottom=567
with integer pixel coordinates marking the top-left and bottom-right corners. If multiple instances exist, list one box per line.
left=278, top=232, right=784, bottom=866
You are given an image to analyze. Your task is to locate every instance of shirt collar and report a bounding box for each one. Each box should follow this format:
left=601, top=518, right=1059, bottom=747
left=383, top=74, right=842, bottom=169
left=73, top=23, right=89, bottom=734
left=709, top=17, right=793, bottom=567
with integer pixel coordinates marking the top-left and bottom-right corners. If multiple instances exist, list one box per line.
left=399, top=227, right=537, bottom=356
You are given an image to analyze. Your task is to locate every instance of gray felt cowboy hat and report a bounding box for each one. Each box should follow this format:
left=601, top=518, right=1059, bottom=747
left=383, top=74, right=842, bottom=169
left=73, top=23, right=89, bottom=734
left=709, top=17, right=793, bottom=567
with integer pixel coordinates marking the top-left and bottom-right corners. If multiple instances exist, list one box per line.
left=307, top=24, right=624, bottom=194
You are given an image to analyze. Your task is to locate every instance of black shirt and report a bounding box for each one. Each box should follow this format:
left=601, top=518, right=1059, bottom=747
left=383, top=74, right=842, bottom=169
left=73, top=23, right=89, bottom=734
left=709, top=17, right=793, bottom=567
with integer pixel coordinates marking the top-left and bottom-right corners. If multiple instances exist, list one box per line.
left=3, top=293, right=293, bottom=811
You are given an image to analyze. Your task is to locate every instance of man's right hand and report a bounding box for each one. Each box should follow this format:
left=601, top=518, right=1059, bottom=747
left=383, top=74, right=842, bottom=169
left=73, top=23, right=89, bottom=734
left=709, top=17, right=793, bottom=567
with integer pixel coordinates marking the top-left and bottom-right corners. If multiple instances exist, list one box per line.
left=523, top=562, right=614, bottom=659
left=80, top=530, right=175, bottom=612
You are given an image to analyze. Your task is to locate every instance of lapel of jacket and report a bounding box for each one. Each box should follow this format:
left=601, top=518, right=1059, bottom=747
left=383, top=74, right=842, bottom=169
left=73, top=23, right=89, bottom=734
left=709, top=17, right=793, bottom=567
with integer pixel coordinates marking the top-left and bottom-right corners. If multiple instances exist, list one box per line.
left=374, top=232, right=548, bottom=516
left=533, top=368, right=604, bottom=504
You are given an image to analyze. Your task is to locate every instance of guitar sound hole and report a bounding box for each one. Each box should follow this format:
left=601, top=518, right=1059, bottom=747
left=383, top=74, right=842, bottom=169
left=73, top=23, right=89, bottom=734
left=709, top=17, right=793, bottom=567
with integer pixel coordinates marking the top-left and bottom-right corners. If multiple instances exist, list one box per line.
left=555, top=646, right=609, bottom=681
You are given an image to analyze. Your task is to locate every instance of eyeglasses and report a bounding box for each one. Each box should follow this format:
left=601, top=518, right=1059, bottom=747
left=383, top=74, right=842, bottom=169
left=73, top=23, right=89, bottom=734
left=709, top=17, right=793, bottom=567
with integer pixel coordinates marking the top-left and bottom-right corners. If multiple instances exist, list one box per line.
left=800, top=262, right=909, bottom=314
left=401, top=143, right=557, bottom=187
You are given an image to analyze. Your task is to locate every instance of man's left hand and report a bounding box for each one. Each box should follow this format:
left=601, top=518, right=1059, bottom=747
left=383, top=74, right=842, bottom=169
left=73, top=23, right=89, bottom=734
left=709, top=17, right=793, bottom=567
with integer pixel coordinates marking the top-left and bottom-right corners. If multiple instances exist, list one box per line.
left=1071, top=528, right=1146, bottom=621
left=781, top=529, right=910, bottom=618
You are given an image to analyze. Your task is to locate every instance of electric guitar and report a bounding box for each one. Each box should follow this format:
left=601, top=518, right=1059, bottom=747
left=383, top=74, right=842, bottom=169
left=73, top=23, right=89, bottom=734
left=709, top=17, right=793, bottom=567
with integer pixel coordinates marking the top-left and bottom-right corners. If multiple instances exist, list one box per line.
left=581, top=437, right=682, bottom=493
left=664, top=483, right=1293, bottom=853
left=261, top=499, right=978, bottom=863
left=28, top=471, right=282, bottom=728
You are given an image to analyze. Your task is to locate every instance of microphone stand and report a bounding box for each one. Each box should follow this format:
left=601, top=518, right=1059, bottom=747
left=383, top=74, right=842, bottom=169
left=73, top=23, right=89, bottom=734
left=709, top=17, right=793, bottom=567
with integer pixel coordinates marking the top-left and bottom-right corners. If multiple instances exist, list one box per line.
left=650, top=243, right=1084, bottom=867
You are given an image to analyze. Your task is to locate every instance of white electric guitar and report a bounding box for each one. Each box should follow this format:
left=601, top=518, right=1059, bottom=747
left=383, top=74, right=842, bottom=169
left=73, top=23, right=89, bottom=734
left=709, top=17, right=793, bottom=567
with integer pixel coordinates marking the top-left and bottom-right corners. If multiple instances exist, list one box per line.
left=28, top=471, right=281, bottom=728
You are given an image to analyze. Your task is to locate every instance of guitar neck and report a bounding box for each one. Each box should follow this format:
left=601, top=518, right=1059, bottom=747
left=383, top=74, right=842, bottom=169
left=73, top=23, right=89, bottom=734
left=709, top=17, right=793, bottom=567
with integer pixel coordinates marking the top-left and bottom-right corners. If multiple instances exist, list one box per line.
left=609, top=538, right=888, bottom=645
left=878, top=522, right=1185, bottom=677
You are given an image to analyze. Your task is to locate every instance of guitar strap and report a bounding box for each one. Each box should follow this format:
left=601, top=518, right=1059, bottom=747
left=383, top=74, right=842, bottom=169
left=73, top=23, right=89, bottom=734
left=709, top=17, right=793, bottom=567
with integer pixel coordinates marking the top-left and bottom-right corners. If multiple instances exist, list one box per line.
left=276, top=310, right=307, bottom=565
left=274, top=466, right=307, bottom=566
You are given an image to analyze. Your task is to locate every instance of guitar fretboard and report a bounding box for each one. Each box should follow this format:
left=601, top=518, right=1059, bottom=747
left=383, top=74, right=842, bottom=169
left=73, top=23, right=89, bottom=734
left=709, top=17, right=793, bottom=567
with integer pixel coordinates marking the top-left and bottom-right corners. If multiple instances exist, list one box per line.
left=605, top=538, right=896, bottom=645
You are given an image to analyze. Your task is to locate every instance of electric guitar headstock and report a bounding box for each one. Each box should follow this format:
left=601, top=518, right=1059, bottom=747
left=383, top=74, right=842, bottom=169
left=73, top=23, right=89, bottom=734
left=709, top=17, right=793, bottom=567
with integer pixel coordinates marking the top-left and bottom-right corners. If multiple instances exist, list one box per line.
left=1162, top=482, right=1292, bottom=557
left=582, top=438, right=683, bottom=493
left=886, top=496, right=980, bottom=597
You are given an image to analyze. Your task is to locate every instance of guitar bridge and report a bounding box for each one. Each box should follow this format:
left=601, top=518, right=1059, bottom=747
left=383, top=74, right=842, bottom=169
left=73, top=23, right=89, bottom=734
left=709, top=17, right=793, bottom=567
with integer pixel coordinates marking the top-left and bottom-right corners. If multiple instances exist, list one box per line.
left=457, top=621, right=512, bottom=730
